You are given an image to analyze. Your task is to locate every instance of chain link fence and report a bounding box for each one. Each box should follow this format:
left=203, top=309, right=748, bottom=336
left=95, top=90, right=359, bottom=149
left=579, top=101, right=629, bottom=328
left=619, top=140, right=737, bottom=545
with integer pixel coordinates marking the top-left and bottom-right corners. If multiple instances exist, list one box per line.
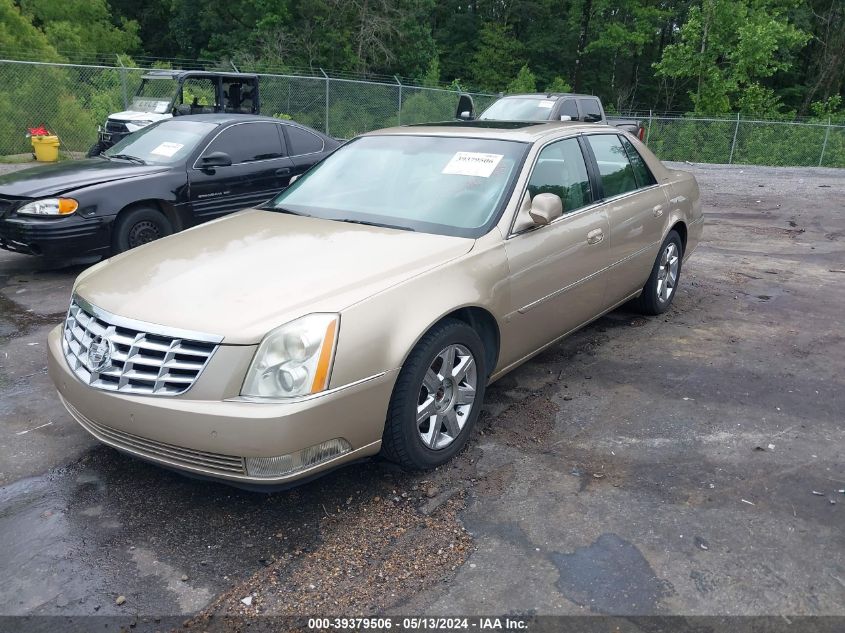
left=0, top=59, right=843, bottom=168
left=643, top=115, right=845, bottom=168
left=0, top=59, right=495, bottom=158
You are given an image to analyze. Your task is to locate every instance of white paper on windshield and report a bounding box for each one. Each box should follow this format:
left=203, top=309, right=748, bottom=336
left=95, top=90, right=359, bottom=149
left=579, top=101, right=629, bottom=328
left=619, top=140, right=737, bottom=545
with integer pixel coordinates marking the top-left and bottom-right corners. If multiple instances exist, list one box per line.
left=154, top=102, right=169, bottom=113
left=150, top=141, right=184, bottom=157
left=538, top=99, right=555, bottom=108
left=442, top=152, right=504, bottom=178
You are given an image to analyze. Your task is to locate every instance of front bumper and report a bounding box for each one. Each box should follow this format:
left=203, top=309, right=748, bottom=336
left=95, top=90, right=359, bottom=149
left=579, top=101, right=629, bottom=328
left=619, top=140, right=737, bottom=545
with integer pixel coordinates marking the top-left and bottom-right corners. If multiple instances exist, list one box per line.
left=48, top=326, right=395, bottom=485
left=0, top=214, right=110, bottom=258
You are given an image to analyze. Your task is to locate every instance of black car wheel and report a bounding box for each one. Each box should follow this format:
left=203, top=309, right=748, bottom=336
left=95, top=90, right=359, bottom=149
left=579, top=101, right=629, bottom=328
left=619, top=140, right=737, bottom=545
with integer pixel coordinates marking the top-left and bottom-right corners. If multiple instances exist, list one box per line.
left=113, top=207, right=173, bottom=254
left=86, top=141, right=109, bottom=158
left=381, top=318, right=487, bottom=470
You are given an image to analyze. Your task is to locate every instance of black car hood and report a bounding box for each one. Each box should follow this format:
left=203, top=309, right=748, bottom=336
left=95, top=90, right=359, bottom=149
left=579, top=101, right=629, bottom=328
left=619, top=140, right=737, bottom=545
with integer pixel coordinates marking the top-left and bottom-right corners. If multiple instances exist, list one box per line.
left=0, top=159, right=170, bottom=198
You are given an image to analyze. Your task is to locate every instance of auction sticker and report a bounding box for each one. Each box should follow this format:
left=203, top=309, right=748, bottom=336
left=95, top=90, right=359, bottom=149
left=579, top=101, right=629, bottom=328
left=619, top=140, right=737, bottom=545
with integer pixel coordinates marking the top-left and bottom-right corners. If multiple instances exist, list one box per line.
left=538, top=99, right=555, bottom=108
left=150, top=141, right=184, bottom=157
left=442, top=152, right=504, bottom=178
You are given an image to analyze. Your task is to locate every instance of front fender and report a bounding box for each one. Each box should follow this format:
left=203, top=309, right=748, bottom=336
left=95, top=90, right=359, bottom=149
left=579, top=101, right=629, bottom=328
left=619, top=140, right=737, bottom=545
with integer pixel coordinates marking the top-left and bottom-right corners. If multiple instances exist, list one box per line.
left=330, top=229, right=511, bottom=388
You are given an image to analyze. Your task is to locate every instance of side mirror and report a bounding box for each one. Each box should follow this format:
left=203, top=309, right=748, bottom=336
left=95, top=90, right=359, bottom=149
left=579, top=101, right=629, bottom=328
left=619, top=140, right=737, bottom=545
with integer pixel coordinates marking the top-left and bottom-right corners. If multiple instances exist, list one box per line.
left=199, top=151, right=232, bottom=168
left=559, top=115, right=572, bottom=122
left=529, top=193, right=563, bottom=226
left=455, top=94, right=475, bottom=120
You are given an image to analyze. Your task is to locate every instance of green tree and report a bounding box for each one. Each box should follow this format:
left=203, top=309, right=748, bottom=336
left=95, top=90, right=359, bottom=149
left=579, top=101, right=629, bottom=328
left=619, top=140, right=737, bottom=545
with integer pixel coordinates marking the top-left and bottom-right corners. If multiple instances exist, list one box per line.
left=469, top=23, right=525, bottom=92
left=508, top=64, right=537, bottom=93
left=18, top=0, right=140, bottom=57
left=654, top=0, right=809, bottom=114
left=546, top=76, right=572, bottom=93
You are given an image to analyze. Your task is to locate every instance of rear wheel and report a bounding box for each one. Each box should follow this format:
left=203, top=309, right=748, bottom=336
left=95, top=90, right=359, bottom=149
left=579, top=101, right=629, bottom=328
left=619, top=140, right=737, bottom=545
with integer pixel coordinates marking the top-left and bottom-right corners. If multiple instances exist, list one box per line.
left=112, top=207, right=173, bottom=254
left=381, top=319, right=487, bottom=470
left=636, top=230, right=683, bottom=315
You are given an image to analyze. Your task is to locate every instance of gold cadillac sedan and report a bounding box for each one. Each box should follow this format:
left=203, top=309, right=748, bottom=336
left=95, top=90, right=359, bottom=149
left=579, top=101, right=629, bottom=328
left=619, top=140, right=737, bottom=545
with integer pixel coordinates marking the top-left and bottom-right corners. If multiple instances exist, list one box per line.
left=48, top=121, right=702, bottom=486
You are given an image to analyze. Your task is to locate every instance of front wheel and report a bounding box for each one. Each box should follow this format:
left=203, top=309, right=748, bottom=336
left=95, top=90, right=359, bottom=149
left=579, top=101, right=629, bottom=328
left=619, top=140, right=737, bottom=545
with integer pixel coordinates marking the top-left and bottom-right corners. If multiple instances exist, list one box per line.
left=381, top=319, right=487, bottom=470
left=112, top=207, right=173, bottom=254
left=86, top=141, right=109, bottom=158
left=636, top=230, right=683, bottom=315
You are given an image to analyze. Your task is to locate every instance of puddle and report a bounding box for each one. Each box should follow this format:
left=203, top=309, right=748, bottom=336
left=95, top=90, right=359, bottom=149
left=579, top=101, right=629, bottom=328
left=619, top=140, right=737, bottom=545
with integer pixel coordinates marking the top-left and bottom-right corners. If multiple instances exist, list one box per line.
left=550, top=533, right=674, bottom=614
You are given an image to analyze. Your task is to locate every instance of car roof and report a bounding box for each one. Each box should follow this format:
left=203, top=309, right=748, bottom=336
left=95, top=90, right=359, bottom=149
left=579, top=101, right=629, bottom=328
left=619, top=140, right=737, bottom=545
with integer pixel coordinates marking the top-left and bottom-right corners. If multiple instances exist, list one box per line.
left=165, top=113, right=305, bottom=126
left=141, top=70, right=259, bottom=80
left=364, top=120, right=612, bottom=142
left=499, top=93, right=598, bottom=99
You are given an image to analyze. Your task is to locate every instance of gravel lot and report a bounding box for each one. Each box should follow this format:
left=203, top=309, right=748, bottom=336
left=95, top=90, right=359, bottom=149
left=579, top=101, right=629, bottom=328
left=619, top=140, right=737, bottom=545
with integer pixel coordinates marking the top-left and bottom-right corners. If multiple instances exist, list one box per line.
left=0, top=162, right=843, bottom=624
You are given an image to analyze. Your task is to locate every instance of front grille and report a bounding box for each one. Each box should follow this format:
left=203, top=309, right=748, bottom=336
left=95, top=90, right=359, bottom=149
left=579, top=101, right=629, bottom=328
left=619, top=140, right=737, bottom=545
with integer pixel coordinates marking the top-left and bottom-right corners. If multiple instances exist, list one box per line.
left=62, top=298, right=217, bottom=396
left=63, top=398, right=246, bottom=475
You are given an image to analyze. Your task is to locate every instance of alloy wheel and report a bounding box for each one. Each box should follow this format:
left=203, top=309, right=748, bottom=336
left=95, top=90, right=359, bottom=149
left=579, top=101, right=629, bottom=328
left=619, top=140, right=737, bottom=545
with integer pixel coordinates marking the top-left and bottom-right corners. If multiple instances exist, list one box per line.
left=656, top=242, right=679, bottom=303
left=416, top=344, right=477, bottom=450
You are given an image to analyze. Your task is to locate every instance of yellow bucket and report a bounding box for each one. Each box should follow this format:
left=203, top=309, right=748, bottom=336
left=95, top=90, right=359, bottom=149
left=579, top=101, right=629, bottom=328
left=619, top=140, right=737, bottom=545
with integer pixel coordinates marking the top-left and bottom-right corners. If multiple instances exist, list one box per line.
left=31, top=135, right=60, bottom=162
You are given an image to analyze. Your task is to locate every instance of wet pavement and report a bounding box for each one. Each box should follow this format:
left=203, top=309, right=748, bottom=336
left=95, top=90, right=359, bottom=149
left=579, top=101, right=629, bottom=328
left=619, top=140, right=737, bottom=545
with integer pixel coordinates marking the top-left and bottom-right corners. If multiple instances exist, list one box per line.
left=1, top=163, right=844, bottom=624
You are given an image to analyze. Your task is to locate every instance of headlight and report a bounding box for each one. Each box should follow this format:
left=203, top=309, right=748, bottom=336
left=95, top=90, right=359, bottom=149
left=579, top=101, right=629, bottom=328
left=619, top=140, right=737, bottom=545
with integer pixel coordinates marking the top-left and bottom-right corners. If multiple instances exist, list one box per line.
left=241, top=314, right=339, bottom=399
left=127, top=120, right=154, bottom=129
left=17, top=198, right=78, bottom=216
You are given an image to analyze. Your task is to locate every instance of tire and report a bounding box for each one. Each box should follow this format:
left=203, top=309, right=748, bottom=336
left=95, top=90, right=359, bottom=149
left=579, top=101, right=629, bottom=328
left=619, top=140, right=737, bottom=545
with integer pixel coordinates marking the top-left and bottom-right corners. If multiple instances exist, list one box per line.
left=112, top=207, right=173, bottom=254
left=86, top=141, right=109, bottom=158
left=381, top=318, right=487, bottom=470
left=635, top=230, right=683, bottom=315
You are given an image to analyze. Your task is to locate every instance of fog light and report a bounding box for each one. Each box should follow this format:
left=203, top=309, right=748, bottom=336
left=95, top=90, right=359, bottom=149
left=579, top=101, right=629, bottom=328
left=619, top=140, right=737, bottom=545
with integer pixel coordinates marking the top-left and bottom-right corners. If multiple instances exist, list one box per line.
left=244, top=438, right=352, bottom=478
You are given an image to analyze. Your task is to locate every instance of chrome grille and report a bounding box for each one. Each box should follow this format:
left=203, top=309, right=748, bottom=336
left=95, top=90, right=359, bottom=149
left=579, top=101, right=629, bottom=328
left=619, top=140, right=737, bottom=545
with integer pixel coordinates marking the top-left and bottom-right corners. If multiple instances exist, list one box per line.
left=62, top=397, right=246, bottom=475
left=62, top=298, right=217, bottom=396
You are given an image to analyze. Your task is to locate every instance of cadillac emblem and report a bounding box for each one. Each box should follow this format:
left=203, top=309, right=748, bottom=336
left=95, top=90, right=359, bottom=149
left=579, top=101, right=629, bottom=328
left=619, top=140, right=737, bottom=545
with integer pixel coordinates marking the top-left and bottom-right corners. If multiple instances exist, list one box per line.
left=86, top=335, right=113, bottom=372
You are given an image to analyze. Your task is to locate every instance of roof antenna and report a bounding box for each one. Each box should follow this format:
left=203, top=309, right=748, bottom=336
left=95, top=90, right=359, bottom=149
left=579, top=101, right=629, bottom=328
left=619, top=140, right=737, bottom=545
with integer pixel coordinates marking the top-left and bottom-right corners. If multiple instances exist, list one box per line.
left=230, top=60, right=240, bottom=73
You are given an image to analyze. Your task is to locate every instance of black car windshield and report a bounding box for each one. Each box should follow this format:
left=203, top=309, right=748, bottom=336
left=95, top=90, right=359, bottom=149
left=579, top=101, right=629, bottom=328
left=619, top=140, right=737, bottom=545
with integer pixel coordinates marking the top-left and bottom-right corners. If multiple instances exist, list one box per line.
left=479, top=97, right=556, bottom=121
left=103, top=120, right=217, bottom=165
left=268, top=135, right=528, bottom=238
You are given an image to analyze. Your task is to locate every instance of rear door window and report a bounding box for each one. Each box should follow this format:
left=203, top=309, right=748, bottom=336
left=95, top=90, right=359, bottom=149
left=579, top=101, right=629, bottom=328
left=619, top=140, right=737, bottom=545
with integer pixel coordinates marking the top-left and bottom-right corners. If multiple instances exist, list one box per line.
left=202, top=122, right=284, bottom=164
left=620, top=137, right=657, bottom=188
left=578, top=98, right=603, bottom=123
left=587, top=134, right=638, bottom=198
left=285, top=126, right=325, bottom=156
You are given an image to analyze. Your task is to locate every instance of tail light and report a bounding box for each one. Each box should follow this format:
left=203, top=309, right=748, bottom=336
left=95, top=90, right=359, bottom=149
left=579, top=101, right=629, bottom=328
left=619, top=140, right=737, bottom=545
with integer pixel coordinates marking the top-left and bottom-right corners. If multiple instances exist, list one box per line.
left=638, top=126, right=645, bottom=142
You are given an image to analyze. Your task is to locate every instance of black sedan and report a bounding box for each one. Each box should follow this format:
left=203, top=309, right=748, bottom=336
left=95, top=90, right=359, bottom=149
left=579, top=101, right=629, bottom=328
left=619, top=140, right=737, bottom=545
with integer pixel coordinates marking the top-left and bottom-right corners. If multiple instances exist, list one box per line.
left=0, top=114, right=339, bottom=260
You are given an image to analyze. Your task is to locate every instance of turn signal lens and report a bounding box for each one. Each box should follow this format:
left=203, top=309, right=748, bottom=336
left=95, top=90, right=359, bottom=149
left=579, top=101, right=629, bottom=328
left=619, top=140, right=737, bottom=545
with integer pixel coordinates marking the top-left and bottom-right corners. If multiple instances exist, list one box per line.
left=57, top=198, right=78, bottom=215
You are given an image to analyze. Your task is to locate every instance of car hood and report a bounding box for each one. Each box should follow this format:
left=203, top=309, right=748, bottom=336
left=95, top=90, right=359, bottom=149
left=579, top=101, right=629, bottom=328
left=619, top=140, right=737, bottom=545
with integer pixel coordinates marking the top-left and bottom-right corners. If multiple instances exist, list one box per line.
left=0, top=159, right=170, bottom=198
left=74, top=209, right=475, bottom=344
left=110, top=110, right=171, bottom=122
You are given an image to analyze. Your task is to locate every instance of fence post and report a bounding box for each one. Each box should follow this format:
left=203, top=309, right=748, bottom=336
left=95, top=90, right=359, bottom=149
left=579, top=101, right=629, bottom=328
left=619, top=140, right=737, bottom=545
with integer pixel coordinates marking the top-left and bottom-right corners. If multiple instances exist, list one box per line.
left=729, top=112, right=740, bottom=164
left=819, top=117, right=831, bottom=167
left=319, top=68, right=330, bottom=136
left=394, top=75, right=402, bottom=126
left=646, top=109, right=653, bottom=145
left=116, top=54, right=128, bottom=110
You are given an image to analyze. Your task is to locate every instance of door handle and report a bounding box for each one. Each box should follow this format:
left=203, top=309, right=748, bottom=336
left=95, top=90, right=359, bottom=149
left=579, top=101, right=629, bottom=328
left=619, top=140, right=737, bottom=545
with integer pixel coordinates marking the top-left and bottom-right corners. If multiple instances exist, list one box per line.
left=587, top=228, right=604, bottom=245
left=275, top=167, right=292, bottom=176
left=652, top=205, right=664, bottom=218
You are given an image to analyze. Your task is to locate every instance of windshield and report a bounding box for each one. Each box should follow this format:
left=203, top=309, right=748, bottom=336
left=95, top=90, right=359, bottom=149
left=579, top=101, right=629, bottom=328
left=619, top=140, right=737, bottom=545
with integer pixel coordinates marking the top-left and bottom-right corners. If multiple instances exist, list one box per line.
left=268, top=135, right=528, bottom=238
left=479, top=97, right=556, bottom=121
left=131, top=78, right=177, bottom=113
left=103, top=120, right=217, bottom=165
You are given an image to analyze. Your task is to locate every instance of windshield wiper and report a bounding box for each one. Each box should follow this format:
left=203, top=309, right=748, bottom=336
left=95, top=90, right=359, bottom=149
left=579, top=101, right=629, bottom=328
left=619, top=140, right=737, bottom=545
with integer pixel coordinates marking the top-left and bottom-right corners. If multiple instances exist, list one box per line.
left=336, top=218, right=415, bottom=232
left=263, top=205, right=311, bottom=217
left=109, top=153, right=146, bottom=165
